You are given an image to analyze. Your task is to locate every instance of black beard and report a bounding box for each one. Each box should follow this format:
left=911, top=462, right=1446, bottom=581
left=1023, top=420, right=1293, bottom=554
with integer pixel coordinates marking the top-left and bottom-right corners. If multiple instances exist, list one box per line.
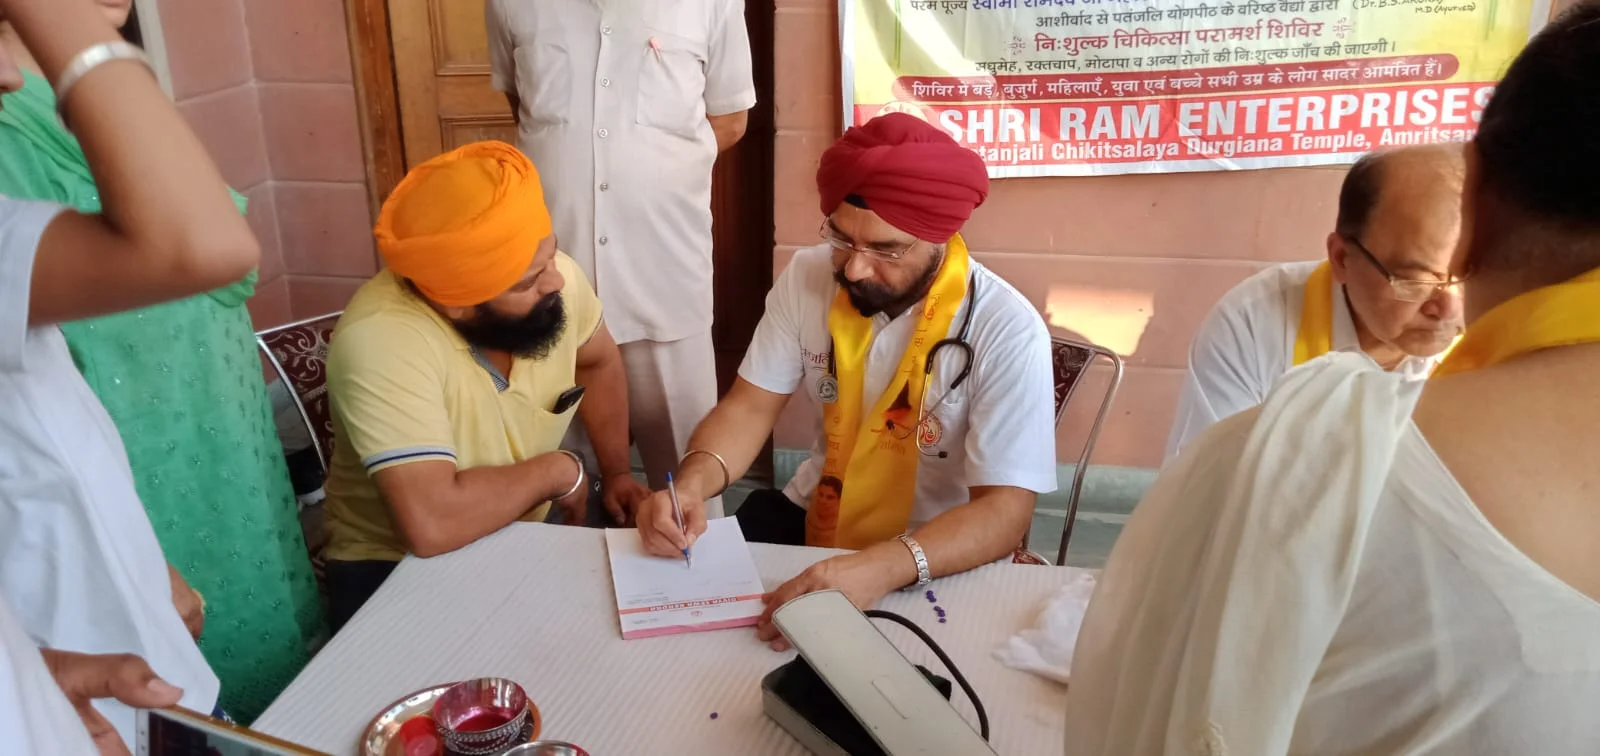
left=833, top=253, right=942, bottom=317
left=451, top=293, right=567, bottom=359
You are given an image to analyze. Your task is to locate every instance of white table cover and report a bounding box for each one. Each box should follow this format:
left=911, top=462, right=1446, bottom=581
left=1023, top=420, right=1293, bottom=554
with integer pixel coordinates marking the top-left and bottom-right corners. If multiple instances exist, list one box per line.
left=255, top=523, right=1084, bottom=755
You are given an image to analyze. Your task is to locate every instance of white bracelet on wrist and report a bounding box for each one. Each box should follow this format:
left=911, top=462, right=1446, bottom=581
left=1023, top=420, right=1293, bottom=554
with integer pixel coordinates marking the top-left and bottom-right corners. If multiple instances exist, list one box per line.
left=554, top=450, right=585, bottom=500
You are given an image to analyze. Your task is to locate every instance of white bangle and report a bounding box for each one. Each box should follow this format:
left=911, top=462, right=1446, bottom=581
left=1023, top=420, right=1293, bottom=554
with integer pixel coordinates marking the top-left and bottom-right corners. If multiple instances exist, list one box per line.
left=897, top=534, right=932, bottom=589
left=679, top=449, right=730, bottom=497
left=554, top=450, right=585, bottom=500
left=54, top=42, right=155, bottom=122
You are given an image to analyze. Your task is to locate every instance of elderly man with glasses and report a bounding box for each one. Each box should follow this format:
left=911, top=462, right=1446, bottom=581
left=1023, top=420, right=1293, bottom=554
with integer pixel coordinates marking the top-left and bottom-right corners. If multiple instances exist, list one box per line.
left=1165, top=144, right=1466, bottom=458
left=631, top=113, right=1058, bottom=650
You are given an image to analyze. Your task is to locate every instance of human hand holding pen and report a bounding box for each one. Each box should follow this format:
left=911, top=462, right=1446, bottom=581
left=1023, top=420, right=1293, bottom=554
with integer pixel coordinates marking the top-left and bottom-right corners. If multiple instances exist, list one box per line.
left=636, top=480, right=708, bottom=559
left=667, top=473, right=693, bottom=568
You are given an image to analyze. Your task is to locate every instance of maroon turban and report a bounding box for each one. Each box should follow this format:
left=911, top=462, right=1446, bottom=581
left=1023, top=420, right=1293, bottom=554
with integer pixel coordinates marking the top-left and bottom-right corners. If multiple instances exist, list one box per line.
left=816, top=113, right=989, bottom=242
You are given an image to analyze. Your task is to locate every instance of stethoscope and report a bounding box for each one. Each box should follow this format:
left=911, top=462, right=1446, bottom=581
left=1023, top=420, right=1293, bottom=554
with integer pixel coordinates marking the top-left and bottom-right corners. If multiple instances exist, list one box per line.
left=819, top=275, right=980, bottom=458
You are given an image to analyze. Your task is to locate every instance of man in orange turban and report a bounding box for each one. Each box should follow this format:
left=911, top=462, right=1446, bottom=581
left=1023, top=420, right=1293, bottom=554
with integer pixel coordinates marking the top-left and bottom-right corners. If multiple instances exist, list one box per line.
left=319, top=141, right=648, bottom=631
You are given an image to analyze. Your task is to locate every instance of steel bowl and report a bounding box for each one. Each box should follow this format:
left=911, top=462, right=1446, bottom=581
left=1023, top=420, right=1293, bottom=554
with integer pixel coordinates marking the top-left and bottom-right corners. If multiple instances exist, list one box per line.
left=432, top=678, right=531, bottom=753
left=502, top=742, right=590, bottom=756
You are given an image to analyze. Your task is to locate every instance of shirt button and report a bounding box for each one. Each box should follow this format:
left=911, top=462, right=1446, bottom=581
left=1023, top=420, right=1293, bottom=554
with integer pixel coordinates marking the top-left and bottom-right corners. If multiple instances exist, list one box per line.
left=598, top=236, right=610, bottom=246
left=601, top=77, right=612, bottom=87
left=602, top=25, right=612, bottom=35
left=599, top=182, right=610, bottom=191
left=598, top=127, right=609, bottom=138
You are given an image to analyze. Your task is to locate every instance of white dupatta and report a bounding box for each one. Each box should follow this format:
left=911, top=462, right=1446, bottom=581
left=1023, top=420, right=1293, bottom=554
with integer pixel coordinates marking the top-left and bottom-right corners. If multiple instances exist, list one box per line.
left=1063, top=353, right=1424, bottom=755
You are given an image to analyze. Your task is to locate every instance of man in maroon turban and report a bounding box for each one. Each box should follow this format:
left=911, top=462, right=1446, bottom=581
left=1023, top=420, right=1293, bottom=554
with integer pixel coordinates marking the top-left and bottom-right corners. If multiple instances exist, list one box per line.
left=633, top=113, right=1059, bottom=650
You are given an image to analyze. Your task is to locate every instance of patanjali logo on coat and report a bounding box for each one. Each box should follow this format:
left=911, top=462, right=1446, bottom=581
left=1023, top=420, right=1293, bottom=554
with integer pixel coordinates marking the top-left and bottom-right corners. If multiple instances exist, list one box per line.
left=818, top=375, right=839, bottom=404
left=917, top=414, right=944, bottom=449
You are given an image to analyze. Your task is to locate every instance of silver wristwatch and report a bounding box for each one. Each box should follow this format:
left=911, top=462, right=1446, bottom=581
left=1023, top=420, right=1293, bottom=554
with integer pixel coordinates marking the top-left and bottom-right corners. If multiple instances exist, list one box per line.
left=897, top=534, right=932, bottom=590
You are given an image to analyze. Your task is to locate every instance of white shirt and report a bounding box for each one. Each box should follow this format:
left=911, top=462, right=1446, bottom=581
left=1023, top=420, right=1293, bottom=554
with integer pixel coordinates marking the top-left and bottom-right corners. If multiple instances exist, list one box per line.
left=487, top=0, right=756, bottom=344
left=0, top=199, right=219, bottom=747
left=0, top=592, right=97, bottom=755
left=1166, top=260, right=1439, bottom=459
left=1065, top=354, right=1600, bottom=755
left=739, top=245, right=1058, bottom=528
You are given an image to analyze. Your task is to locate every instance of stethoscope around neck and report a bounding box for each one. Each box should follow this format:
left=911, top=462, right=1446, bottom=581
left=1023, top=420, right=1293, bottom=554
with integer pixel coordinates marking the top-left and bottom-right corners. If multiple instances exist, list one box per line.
left=822, top=274, right=980, bottom=458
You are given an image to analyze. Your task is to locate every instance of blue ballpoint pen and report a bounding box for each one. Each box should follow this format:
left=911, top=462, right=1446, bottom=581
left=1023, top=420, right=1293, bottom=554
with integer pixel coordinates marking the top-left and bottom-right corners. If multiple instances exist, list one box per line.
left=666, top=473, right=693, bottom=568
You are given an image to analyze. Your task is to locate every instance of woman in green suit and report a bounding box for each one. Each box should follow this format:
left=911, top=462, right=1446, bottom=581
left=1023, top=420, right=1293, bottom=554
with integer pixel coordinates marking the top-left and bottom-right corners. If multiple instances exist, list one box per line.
left=0, top=2, right=325, bottom=721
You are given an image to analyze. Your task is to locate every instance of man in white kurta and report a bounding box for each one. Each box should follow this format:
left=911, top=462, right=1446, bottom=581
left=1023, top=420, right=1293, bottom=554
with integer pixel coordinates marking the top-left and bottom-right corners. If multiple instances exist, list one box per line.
left=1165, top=145, right=1465, bottom=458
left=0, top=199, right=219, bottom=748
left=485, top=0, right=755, bottom=515
left=1068, top=9, right=1600, bottom=751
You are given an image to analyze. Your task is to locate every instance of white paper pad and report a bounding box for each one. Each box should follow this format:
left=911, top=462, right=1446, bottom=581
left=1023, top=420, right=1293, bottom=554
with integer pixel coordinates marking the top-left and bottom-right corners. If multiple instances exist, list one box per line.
left=605, top=518, right=766, bottom=639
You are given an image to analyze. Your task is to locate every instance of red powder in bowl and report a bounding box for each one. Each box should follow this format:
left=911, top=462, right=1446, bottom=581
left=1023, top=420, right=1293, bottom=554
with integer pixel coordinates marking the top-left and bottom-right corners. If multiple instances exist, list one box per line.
left=454, top=712, right=514, bottom=732
left=398, top=715, right=441, bottom=756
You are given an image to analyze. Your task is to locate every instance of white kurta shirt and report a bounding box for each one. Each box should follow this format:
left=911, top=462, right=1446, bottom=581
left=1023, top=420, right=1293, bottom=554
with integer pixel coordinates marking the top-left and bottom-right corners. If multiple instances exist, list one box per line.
left=1165, top=260, right=1439, bottom=459
left=0, top=199, right=219, bottom=747
left=486, top=0, right=756, bottom=344
left=738, top=245, right=1058, bottom=528
left=0, top=592, right=97, bottom=755
left=1066, top=353, right=1600, bottom=755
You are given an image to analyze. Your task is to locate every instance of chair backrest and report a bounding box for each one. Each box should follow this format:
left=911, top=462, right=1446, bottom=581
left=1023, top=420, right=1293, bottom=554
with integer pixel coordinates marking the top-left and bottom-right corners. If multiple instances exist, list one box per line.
left=1045, top=337, right=1124, bottom=565
left=256, top=312, right=343, bottom=474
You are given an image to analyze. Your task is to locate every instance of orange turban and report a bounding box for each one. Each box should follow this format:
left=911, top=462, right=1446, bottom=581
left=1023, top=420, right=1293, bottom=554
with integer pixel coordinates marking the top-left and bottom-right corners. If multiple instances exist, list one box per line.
left=374, top=141, right=552, bottom=307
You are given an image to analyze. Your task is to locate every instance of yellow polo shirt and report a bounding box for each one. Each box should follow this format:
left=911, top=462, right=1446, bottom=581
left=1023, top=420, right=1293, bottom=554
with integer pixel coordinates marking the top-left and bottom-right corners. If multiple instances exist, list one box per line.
left=322, top=253, right=601, bottom=562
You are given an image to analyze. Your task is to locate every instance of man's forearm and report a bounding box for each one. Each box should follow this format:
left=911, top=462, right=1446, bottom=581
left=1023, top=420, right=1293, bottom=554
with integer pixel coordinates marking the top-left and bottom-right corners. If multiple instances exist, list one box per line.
left=677, top=401, right=772, bottom=498
left=576, top=351, right=632, bottom=478
left=395, top=455, right=578, bottom=557
left=708, top=111, right=748, bottom=153
left=891, top=487, right=1034, bottom=579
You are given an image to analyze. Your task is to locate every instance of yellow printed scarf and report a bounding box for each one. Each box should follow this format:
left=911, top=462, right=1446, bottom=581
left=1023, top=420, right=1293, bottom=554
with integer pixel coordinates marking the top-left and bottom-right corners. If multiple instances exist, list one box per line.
left=807, top=236, right=971, bottom=549
left=1433, top=266, right=1600, bottom=378
left=1292, top=261, right=1336, bottom=366
left=1294, top=260, right=1463, bottom=369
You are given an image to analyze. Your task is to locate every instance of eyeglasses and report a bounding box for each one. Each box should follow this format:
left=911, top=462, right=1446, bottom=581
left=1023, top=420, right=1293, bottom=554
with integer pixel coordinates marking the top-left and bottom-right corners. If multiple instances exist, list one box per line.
left=819, top=221, right=920, bottom=261
left=1342, top=235, right=1467, bottom=303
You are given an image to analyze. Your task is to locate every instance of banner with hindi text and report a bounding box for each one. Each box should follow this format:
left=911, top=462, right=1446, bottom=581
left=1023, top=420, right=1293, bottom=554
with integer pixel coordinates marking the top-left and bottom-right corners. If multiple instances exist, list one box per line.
left=841, top=0, right=1550, bottom=177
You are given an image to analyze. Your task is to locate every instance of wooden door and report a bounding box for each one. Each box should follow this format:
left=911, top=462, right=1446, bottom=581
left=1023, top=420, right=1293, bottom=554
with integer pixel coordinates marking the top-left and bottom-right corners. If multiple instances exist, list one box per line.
left=375, top=0, right=776, bottom=481
left=388, top=0, right=517, bottom=163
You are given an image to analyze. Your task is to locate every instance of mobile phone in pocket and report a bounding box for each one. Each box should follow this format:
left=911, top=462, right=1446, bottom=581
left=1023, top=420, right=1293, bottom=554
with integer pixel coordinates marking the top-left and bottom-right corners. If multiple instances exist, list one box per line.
left=552, top=384, right=586, bottom=414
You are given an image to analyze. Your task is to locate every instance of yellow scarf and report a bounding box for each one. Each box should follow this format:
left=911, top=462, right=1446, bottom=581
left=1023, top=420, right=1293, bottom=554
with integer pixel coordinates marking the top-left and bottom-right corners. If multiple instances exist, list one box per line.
left=1292, top=261, right=1337, bottom=366
left=807, top=236, right=971, bottom=549
left=1433, top=266, right=1600, bottom=378
left=1294, top=260, right=1464, bottom=368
